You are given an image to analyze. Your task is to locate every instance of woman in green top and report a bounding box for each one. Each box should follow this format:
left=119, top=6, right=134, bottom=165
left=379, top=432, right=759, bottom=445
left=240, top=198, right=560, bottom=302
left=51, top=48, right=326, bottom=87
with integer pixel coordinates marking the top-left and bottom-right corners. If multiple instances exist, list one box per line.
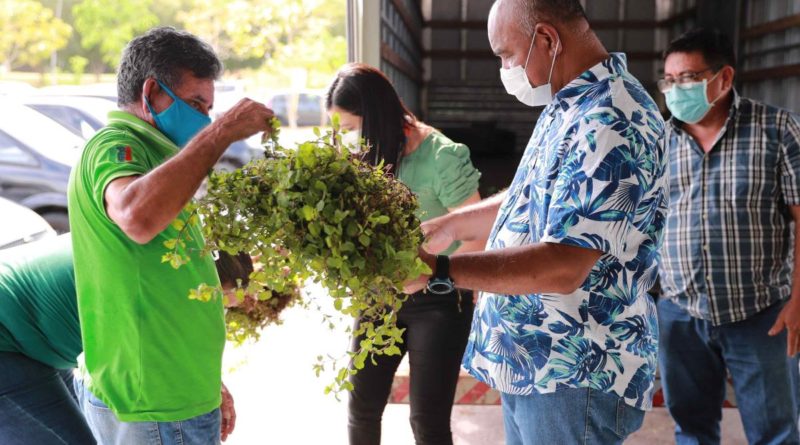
left=326, top=63, right=483, bottom=445
left=0, top=236, right=254, bottom=445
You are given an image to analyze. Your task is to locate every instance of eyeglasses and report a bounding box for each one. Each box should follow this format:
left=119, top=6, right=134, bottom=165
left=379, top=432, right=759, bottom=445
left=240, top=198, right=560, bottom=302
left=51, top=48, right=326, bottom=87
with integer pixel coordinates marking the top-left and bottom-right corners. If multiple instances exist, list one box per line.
left=657, top=68, right=715, bottom=93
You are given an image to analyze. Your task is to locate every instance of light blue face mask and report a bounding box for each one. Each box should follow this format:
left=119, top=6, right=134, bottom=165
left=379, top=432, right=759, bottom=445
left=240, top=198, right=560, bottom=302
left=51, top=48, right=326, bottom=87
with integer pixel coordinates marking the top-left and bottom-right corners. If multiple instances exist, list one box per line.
left=664, top=72, right=721, bottom=124
left=145, top=79, right=211, bottom=148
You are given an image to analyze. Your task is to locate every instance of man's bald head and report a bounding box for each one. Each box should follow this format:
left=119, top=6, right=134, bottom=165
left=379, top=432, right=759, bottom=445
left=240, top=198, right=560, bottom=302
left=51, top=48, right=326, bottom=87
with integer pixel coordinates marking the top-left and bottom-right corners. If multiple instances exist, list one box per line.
left=498, top=0, right=587, bottom=36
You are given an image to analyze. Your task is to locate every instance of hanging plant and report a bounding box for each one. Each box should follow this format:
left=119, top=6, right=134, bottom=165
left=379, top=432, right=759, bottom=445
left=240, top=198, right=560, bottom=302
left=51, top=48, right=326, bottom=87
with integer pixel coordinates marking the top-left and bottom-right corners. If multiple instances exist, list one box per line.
left=164, top=117, right=430, bottom=395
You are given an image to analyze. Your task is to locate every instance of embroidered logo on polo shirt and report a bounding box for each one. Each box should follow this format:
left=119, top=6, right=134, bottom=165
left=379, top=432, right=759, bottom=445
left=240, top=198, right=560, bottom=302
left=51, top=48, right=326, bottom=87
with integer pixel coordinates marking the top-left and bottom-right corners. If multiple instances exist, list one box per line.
left=115, top=145, right=133, bottom=163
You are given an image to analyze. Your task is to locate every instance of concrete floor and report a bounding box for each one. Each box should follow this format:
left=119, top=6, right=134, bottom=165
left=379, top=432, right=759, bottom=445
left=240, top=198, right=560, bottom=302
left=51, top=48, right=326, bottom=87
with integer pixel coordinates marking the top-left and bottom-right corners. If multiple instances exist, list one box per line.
left=222, top=287, right=748, bottom=444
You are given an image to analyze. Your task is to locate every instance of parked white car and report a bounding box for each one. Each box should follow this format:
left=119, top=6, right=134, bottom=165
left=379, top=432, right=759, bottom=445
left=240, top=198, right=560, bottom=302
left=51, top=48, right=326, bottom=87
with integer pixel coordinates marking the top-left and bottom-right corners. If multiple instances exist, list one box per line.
left=0, top=197, right=56, bottom=250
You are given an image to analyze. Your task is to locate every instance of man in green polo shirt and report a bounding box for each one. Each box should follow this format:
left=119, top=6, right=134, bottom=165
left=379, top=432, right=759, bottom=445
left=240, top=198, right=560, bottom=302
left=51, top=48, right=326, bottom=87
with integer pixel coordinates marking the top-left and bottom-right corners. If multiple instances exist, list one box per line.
left=67, top=27, right=273, bottom=445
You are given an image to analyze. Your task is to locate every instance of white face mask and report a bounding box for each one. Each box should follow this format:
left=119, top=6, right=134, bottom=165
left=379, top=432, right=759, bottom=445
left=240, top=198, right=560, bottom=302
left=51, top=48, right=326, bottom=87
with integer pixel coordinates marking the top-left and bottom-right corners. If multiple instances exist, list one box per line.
left=341, top=128, right=362, bottom=153
left=499, top=32, right=560, bottom=107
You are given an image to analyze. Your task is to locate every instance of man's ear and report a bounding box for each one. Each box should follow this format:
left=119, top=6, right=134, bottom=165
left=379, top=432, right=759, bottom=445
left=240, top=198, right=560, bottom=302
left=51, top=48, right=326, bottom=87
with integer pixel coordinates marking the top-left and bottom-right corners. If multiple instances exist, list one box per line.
left=721, top=65, right=736, bottom=92
left=141, top=78, right=159, bottom=104
left=536, top=23, right=562, bottom=57
left=140, top=78, right=160, bottom=121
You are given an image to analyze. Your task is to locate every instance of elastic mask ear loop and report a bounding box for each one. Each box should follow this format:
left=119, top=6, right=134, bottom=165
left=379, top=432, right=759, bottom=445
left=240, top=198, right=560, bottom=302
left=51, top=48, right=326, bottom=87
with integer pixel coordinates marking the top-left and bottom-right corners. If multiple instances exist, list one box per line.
left=706, top=71, right=723, bottom=107
left=155, top=79, right=178, bottom=101
left=546, top=38, right=560, bottom=85
left=522, top=33, right=536, bottom=70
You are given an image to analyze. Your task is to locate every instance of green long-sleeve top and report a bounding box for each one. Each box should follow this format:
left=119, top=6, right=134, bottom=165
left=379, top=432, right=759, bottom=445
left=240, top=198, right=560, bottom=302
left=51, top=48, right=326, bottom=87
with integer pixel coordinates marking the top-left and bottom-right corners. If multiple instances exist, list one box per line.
left=0, top=235, right=81, bottom=369
left=397, top=130, right=481, bottom=254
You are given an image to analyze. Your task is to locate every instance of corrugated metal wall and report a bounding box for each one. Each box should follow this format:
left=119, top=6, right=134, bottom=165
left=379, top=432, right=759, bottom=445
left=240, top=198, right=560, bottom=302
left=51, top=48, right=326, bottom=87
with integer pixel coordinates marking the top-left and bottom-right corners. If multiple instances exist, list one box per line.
left=366, top=0, right=799, bottom=193
left=740, top=0, right=800, bottom=112
left=379, top=0, right=424, bottom=114
left=422, top=0, right=536, bottom=155
left=420, top=0, right=679, bottom=155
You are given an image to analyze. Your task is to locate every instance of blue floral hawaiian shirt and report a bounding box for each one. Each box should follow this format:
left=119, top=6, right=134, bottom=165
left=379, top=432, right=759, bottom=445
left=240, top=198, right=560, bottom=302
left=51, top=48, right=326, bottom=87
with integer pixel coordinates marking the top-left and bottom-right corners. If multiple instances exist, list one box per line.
left=462, top=53, right=668, bottom=410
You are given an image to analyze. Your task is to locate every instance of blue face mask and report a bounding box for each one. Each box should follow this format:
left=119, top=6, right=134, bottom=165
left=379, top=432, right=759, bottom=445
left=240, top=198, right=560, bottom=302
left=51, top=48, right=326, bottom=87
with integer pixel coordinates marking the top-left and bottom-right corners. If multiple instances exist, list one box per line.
left=664, top=73, right=721, bottom=124
left=145, top=79, right=211, bottom=148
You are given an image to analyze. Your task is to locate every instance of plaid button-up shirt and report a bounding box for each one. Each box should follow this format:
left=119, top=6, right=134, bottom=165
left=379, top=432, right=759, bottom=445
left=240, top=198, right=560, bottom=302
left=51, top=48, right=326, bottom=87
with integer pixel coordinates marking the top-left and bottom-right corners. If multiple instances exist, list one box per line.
left=658, top=93, right=800, bottom=325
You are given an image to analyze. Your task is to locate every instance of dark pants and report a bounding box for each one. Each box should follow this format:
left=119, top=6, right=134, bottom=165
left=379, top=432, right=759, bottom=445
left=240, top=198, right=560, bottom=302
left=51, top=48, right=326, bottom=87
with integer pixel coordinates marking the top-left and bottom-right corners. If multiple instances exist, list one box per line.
left=348, top=290, right=474, bottom=445
left=0, top=352, right=96, bottom=445
left=658, top=298, right=800, bottom=445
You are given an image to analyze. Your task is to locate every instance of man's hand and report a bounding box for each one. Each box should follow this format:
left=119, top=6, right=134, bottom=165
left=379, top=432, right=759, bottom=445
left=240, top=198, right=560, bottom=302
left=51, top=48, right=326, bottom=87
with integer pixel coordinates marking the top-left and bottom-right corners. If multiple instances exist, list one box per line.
left=769, top=297, right=800, bottom=356
left=220, top=383, right=236, bottom=442
left=212, top=98, right=275, bottom=145
left=420, top=216, right=459, bottom=254
left=403, top=248, right=435, bottom=294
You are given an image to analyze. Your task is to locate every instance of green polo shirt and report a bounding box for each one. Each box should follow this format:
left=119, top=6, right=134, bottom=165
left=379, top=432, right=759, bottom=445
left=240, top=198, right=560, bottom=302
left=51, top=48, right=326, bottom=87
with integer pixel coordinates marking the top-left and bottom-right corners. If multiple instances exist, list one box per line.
left=67, top=111, right=224, bottom=422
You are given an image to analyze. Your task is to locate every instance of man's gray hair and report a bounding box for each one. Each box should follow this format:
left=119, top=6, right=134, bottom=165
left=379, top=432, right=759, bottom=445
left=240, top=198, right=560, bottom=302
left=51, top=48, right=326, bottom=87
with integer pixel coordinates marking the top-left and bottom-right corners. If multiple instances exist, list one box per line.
left=116, top=27, right=222, bottom=107
left=508, top=0, right=587, bottom=34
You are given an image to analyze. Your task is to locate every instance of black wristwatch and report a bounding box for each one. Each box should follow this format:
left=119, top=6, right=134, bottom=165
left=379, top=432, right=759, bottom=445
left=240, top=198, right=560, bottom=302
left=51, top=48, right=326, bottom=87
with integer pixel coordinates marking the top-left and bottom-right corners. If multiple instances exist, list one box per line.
left=426, top=255, right=455, bottom=295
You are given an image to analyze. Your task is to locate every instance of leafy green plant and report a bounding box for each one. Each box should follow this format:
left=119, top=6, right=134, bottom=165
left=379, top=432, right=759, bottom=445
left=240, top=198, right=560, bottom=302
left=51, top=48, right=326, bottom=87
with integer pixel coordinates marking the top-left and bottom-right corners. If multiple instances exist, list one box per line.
left=165, top=117, right=430, bottom=395
left=225, top=285, right=300, bottom=345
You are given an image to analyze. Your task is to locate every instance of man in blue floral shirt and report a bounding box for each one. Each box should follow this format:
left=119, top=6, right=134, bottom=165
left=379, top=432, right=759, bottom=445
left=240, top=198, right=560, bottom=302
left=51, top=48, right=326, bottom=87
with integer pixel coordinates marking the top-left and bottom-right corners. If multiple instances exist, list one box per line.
left=404, top=0, right=667, bottom=443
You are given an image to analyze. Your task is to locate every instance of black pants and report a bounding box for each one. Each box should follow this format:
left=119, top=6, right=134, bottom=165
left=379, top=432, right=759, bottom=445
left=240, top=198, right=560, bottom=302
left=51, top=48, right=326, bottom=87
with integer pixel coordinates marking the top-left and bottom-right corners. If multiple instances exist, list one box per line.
left=348, top=290, right=474, bottom=445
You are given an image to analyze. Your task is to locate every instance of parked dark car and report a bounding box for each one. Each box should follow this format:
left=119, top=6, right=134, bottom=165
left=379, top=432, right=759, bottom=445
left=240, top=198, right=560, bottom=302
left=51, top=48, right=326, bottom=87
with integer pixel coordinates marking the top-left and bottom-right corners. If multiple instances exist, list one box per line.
left=0, top=103, right=84, bottom=233
left=22, top=95, right=115, bottom=139
left=24, top=94, right=253, bottom=171
left=2, top=98, right=256, bottom=233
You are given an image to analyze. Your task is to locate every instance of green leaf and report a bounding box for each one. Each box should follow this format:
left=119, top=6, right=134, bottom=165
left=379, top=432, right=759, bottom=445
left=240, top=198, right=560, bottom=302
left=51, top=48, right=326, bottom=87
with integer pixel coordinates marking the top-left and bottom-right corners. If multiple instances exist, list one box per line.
left=171, top=219, right=185, bottom=231
left=385, top=345, right=402, bottom=356
left=301, top=205, right=316, bottom=221
left=326, top=256, right=342, bottom=268
left=308, top=222, right=321, bottom=236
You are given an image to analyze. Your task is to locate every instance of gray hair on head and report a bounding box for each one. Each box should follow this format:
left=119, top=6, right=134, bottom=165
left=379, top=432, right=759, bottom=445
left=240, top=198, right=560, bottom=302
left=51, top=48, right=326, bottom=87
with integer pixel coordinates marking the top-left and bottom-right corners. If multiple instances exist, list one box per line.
left=506, top=0, right=587, bottom=35
left=116, top=26, right=222, bottom=107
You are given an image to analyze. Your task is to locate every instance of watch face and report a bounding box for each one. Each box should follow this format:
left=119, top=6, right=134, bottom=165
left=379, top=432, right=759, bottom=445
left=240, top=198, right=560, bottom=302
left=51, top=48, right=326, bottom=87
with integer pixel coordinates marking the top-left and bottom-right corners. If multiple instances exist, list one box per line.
left=428, top=280, right=454, bottom=295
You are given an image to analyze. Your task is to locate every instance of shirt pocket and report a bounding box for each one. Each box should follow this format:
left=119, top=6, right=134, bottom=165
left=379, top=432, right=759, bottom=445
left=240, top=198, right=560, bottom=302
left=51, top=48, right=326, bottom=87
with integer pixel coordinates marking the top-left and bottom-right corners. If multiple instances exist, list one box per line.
left=724, top=143, right=780, bottom=207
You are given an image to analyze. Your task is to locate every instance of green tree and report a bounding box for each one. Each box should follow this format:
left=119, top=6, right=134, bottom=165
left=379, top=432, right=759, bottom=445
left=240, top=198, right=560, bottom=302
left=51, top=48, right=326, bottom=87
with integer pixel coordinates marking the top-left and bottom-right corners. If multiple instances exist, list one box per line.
left=0, top=0, right=72, bottom=72
left=179, top=0, right=346, bottom=87
left=72, top=0, right=158, bottom=72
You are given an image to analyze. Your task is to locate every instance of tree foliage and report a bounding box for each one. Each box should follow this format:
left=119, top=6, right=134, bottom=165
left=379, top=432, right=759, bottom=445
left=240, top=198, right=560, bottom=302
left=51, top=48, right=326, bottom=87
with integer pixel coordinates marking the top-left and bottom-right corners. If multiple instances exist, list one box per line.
left=72, top=0, right=158, bottom=68
left=179, top=0, right=346, bottom=86
left=0, top=0, right=71, bottom=71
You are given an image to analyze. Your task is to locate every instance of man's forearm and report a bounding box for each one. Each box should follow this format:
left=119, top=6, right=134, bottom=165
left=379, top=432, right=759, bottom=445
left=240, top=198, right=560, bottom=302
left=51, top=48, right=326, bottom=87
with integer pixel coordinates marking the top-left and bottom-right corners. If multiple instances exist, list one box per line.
left=448, top=191, right=506, bottom=242
left=448, top=242, right=601, bottom=296
left=107, top=124, right=232, bottom=242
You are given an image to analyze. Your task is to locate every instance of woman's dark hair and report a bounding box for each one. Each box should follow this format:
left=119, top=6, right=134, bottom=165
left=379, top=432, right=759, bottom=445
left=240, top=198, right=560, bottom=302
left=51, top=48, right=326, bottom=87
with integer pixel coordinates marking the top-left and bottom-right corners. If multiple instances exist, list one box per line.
left=214, top=251, right=254, bottom=288
left=664, top=27, right=736, bottom=70
left=325, top=63, right=416, bottom=173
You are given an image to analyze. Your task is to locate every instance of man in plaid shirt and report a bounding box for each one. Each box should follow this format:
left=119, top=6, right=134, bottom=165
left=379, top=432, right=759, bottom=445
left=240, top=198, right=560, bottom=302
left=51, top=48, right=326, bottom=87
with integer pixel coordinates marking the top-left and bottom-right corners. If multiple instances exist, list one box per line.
left=657, top=28, right=800, bottom=444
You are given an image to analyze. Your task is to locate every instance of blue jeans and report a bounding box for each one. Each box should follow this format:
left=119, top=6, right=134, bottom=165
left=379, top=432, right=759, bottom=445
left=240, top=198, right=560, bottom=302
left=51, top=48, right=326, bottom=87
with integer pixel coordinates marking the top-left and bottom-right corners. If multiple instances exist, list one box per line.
left=0, top=352, right=96, bottom=445
left=658, top=298, right=800, bottom=445
left=74, top=376, right=221, bottom=445
left=501, top=388, right=645, bottom=445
